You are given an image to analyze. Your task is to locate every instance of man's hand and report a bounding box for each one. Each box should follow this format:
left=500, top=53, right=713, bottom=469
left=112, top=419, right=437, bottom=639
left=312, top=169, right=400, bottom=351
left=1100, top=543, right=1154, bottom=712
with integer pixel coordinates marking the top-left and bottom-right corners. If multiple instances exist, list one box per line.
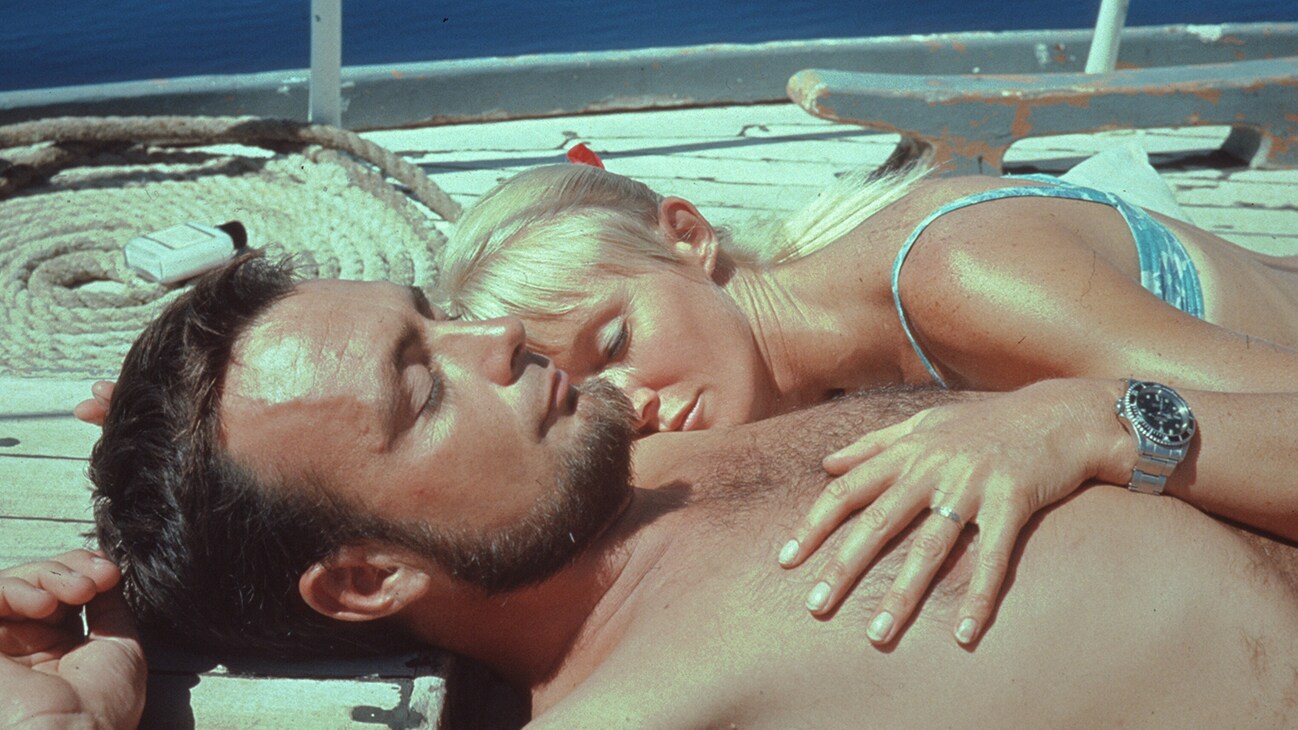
left=0, top=550, right=147, bottom=729
left=72, top=381, right=115, bottom=427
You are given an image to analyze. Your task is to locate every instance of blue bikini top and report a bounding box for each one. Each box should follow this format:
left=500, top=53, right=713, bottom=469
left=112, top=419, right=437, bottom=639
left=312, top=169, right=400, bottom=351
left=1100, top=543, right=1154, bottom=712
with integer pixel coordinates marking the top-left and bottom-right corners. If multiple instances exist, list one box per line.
left=890, top=175, right=1204, bottom=388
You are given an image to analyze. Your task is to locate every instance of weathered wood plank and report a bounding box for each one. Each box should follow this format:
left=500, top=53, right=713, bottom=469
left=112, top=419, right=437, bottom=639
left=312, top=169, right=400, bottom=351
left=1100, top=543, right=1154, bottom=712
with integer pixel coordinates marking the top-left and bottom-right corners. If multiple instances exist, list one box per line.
left=142, top=672, right=445, bottom=729
left=0, top=377, right=102, bottom=459
left=1182, top=208, right=1298, bottom=253
left=1009, top=127, right=1232, bottom=159
left=0, top=377, right=101, bottom=411
left=0, top=516, right=96, bottom=566
left=1173, top=178, right=1298, bottom=206
left=0, top=417, right=99, bottom=460
left=0, top=456, right=94, bottom=520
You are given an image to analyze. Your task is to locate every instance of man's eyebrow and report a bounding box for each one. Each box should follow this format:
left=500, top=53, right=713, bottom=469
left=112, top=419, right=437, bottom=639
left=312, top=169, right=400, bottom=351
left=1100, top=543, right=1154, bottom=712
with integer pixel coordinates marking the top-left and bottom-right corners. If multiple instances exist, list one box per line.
left=378, top=294, right=427, bottom=445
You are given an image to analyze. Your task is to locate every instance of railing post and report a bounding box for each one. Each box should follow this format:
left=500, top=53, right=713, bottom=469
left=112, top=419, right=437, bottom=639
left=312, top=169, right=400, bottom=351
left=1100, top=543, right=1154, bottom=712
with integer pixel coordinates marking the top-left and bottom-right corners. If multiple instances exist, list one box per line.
left=309, top=0, right=342, bottom=126
left=1085, top=0, right=1131, bottom=73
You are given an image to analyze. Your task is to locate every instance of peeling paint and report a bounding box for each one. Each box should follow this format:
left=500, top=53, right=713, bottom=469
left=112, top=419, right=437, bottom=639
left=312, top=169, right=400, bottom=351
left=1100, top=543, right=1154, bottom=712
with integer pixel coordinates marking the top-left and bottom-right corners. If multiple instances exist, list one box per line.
left=1033, top=43, right=1051, bottom=68
left=1011, top=105, right=1032, bottom=137
left=789, top=55, right=1297, bottom=175
left=1185, top=25, right=1226, bottom=43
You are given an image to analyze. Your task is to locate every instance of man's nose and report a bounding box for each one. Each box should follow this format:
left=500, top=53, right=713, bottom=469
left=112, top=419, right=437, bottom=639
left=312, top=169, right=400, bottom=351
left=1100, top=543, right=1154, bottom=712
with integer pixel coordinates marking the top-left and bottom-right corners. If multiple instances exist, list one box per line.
left=594, top=366, right=666, bottom=434
left=602, top=368, right=661, bottom=433
left=432, top=316, right=527, bottom=384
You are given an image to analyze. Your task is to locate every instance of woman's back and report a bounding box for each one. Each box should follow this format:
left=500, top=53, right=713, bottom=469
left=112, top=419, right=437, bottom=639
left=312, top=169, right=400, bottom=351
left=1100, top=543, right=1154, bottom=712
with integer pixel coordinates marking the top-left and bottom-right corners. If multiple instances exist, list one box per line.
left=775, top=174, right=1298, bottom=392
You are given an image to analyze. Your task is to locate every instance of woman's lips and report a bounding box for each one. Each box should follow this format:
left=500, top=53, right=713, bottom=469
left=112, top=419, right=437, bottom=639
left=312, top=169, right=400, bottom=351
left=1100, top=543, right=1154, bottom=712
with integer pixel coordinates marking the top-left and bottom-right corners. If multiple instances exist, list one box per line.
left=677, top=395, right=702, bottom=432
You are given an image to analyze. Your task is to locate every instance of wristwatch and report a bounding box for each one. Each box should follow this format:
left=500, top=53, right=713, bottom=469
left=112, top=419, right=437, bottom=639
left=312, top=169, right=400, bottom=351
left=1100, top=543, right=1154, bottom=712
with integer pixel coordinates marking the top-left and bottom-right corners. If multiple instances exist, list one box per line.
left=1114, top=379, right=1197, bottom=495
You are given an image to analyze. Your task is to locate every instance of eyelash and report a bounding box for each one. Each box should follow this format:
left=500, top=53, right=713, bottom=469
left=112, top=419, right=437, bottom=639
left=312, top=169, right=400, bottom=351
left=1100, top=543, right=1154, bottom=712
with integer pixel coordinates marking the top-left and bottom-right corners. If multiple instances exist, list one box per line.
left=603, top=320, right=630, bottom=361
left=422, top=370, right=445, bottom=416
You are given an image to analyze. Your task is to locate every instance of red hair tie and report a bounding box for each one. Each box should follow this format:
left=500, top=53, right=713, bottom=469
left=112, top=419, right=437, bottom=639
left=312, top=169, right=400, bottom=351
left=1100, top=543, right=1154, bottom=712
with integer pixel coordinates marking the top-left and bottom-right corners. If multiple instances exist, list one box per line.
left=566, top=142, right=605, bottom=169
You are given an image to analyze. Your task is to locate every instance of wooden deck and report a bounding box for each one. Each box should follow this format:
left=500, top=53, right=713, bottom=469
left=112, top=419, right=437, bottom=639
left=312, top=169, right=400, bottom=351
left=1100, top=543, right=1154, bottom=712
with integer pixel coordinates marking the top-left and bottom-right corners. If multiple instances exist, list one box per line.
left=3, top=101, right=1296, bottom=728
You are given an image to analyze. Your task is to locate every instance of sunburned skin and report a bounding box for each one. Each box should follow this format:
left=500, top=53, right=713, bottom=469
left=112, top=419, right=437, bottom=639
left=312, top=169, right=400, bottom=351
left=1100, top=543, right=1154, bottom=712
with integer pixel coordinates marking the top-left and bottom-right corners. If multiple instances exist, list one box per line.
left=433, top=166, right=1298, bottom=652
left=528, top=389, right=1298, bottom=728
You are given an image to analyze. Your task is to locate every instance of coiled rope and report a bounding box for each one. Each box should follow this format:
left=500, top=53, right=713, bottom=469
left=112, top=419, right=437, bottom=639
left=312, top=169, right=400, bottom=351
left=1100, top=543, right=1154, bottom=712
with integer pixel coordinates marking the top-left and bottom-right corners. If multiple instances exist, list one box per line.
left=0, top=116, right=459, bottom=376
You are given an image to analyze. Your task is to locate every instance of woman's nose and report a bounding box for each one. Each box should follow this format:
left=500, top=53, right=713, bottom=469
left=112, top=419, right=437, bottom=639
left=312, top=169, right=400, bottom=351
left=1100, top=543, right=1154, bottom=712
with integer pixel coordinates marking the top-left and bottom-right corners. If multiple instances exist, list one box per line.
left=433, top=316, right=527, bottom=384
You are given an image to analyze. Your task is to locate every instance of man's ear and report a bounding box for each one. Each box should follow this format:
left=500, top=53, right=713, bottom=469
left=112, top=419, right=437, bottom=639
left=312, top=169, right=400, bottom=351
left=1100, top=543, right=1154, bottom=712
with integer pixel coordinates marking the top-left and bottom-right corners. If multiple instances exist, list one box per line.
left=658, top=197, right=719, bottom=279
left=298, top=543, right=432, bottom=623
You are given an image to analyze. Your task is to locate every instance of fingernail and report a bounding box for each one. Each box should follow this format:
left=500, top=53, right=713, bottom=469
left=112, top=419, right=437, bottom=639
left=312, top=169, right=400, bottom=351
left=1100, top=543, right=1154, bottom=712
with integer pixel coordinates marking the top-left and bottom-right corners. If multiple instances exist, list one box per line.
left=956, top=618, right=977, bottom=644
left=806, top=582, right=831, bottom=612
left=868, top=611, right=895, bottom=643
left=778, top=539, right=799, bottom=565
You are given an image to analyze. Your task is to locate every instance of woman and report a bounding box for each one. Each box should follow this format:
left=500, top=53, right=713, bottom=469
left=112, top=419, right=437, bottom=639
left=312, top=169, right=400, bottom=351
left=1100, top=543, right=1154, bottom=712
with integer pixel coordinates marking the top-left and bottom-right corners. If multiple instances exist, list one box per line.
left=429, top=153, right=1298, bottom=646
left=78, top=154, right=1298, bottom=647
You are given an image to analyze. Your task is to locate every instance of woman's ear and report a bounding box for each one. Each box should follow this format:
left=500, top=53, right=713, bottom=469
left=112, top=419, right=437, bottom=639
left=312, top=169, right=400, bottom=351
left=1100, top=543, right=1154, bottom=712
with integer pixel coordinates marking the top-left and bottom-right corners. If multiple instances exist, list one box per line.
left=298, top=543, right=432, bottom=623
left=658, top=197, right=719, bottom=279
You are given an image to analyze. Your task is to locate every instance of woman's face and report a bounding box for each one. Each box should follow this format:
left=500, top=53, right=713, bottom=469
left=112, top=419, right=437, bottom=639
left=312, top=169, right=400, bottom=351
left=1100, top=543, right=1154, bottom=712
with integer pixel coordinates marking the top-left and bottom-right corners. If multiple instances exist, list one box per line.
left=533, top=265, right=777, bottom=435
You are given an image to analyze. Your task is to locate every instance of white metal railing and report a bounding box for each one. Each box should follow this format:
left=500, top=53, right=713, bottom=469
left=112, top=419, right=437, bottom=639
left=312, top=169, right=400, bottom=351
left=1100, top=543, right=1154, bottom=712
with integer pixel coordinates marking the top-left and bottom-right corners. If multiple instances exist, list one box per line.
left=1086, top=0, right=1131, bottom=73
left=299, top=0, right=1134, bottom=126
left=309, top=0, right=342, bottom=125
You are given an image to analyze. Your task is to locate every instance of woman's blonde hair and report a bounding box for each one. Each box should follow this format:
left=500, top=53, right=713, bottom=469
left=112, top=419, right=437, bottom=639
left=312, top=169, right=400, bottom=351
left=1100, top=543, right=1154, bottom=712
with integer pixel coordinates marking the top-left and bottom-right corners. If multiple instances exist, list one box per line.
left=435, top=160, right=929, bottom=352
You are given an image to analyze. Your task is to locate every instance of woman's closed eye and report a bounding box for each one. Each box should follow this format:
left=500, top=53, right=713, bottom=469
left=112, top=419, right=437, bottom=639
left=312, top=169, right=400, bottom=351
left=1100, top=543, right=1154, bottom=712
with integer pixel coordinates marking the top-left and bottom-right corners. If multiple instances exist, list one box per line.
left=601, top=318, right=630, bottom=362
left=422, top=370, right=445, bottom=417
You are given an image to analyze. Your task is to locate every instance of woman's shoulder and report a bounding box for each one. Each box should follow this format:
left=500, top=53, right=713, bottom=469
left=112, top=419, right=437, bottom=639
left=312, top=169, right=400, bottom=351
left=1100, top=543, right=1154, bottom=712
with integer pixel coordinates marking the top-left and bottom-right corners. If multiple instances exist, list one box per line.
left=771, top=176, right=1022, bottom=292
left=848, top=175, right=1023, bottom=241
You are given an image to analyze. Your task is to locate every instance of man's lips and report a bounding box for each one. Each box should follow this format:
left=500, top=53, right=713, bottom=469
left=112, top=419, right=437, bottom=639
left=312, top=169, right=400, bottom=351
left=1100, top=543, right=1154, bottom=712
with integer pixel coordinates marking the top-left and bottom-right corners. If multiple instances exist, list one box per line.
left=551, top=367, right=571, bottom=412
left=539, top=366, right=571, bottom=438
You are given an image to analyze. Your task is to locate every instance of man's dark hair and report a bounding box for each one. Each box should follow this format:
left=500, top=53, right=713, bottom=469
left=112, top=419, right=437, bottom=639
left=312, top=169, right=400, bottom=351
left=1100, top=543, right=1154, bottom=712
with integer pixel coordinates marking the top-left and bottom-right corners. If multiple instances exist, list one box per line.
left=90, top=253, right=411, bottom=659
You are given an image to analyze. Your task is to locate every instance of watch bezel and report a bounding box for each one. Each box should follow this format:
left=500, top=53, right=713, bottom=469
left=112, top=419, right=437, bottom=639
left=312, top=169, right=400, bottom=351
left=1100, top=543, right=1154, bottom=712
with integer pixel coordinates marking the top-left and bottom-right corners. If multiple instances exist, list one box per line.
left=1118, top=380, right=1196, bottom=448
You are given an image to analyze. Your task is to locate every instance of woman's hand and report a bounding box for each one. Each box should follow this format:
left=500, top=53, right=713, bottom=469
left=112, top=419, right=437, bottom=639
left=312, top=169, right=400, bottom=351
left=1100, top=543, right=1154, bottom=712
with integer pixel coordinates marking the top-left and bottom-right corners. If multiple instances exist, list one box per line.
left=778, top=380, right=1127, bottom=647
left=0, top=550, right=147, bottom=729
left=72, top=381, right=115, bottom=427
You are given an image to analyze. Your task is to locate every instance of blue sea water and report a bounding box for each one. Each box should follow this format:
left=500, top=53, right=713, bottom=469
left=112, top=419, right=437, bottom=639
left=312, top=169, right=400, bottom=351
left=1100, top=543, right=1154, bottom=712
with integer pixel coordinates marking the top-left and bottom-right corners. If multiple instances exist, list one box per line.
left=2, top=0, right=1295, bottom=93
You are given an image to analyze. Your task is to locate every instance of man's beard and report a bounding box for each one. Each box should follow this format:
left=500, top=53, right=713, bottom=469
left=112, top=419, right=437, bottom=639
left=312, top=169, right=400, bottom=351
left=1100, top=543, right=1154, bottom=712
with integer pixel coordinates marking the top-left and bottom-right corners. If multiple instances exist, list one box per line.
left=388, top=378, right=635, bottom=593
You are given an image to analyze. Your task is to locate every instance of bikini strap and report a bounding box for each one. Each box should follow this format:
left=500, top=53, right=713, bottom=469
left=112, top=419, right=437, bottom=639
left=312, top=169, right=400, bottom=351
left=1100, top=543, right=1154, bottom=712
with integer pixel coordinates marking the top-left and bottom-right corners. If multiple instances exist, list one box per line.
left=891, top=178, right=1128, bottom=388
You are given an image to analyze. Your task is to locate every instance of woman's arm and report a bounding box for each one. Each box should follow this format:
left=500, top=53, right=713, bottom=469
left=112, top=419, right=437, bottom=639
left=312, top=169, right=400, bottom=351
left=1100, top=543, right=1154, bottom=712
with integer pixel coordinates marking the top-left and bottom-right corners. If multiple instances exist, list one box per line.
left=900, top=204, right=1298, bottom=532
left=1135, top=386, right=1298, bottom=541
left=784, top=377, right=1298, bottom=648
left=782, top=208, right=1298, bottom=646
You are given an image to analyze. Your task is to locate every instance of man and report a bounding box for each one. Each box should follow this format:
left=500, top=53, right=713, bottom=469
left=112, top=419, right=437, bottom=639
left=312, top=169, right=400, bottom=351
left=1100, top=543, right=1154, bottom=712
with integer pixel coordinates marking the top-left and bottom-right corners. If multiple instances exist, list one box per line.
left=5, top=255, right=1298, bottom=728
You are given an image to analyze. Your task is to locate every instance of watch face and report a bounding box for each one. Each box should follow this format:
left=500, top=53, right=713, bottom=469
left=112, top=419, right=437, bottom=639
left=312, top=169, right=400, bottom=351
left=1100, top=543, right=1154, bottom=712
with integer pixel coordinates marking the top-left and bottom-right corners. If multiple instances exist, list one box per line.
left=1126, top=382, right=1196, bottom=446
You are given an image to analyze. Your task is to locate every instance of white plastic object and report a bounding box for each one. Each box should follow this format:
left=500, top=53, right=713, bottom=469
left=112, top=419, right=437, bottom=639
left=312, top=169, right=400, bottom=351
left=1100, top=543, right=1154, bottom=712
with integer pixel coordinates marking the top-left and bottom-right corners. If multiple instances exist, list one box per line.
left=123, top=221, right=248, bottom=284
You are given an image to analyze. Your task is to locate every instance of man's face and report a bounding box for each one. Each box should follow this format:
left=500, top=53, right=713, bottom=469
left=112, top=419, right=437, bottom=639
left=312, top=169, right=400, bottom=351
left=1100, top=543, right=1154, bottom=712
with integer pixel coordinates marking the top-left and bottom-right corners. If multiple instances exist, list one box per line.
left=220, top=279, right=634, bottom=591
